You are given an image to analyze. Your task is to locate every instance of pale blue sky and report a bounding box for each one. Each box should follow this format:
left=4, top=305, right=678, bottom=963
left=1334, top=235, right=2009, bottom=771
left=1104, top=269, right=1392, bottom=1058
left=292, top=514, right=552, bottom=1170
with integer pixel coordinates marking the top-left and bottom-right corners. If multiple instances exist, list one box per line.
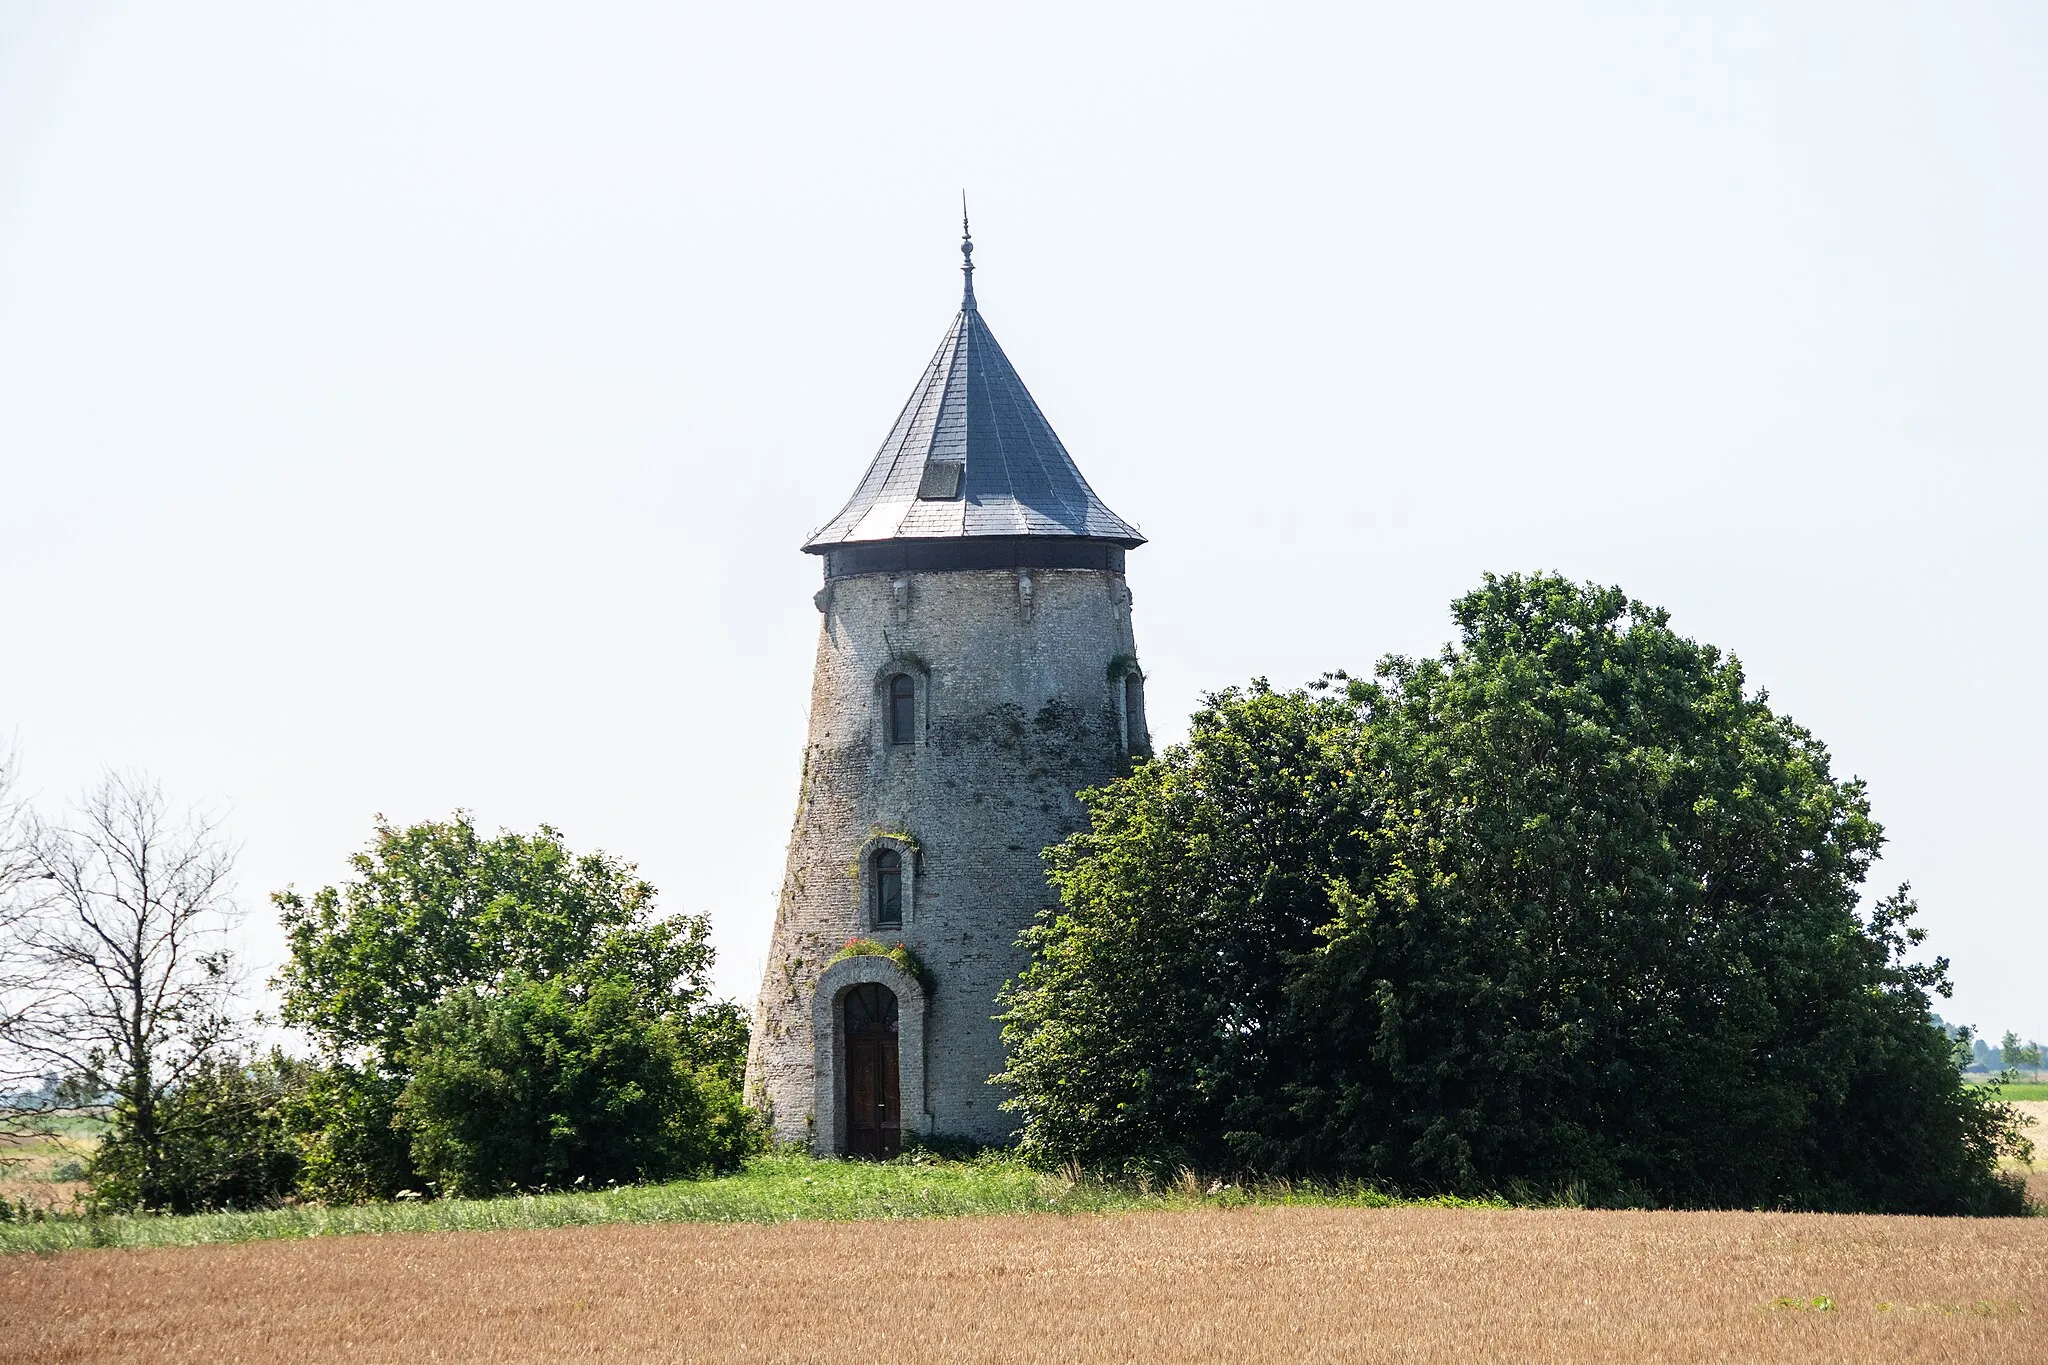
left=1, top=3, right=2041, bottom=1039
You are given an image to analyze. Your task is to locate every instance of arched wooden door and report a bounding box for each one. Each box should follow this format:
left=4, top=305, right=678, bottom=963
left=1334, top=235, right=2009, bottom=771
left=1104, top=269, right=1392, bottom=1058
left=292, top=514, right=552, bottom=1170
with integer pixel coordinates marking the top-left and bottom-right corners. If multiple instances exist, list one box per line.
left=844, top=983, right=900, bottom=1159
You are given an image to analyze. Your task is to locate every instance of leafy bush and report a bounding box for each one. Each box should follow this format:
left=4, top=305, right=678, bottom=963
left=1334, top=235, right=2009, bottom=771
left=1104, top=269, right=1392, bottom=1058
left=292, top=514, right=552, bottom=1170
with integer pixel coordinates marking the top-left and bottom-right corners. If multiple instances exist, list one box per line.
left=1000, top=679, right=1363, bottom=1175
left=1000, top=573, right=2029, bottom=1214
left=395, top=976, right=758, bottom=1196
left=285, top=1062, right=416, bottom=1205
left=274, top=814, right=750, bottom=1200
left=88, top=1052, right=305, bottom=1213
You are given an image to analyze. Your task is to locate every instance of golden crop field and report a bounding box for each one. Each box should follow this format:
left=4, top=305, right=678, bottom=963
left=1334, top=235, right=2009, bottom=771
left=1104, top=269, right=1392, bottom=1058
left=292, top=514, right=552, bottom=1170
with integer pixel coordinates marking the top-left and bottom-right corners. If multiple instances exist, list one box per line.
left=5, top=1203, right=2043, bottom=1364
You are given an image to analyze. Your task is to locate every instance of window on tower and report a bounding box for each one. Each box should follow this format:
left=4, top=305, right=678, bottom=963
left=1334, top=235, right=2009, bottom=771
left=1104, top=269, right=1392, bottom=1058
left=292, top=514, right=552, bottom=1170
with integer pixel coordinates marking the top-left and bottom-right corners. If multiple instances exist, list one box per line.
left=888, top=674, right=916, bottom=745
left=872, top=848, right=903, bottom=930
left=916, top=461, right=963, bottom=500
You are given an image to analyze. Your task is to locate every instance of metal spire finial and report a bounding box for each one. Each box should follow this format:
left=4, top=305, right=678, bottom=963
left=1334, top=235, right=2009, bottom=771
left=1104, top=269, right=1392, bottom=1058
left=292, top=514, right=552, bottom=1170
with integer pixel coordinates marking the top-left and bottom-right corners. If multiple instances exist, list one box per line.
left=960, top=191, right=976, bottom=309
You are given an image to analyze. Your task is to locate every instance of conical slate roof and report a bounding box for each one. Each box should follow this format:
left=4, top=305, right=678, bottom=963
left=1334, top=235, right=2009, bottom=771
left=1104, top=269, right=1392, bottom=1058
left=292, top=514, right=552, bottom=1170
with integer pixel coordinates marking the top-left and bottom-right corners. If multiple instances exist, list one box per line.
left=803, top=231, right=1143, bottom=552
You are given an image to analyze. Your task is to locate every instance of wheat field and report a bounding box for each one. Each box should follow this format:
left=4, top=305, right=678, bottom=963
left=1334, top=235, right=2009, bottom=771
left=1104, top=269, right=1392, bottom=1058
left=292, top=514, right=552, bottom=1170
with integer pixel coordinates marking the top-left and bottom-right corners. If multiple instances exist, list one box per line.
left=4, top=1203, right=2042, bottom=1364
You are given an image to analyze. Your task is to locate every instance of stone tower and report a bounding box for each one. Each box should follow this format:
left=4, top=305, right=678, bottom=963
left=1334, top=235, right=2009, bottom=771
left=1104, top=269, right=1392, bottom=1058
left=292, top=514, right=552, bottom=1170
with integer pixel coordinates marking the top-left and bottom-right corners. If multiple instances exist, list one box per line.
left=746, top=219, right=1147, bottom=1154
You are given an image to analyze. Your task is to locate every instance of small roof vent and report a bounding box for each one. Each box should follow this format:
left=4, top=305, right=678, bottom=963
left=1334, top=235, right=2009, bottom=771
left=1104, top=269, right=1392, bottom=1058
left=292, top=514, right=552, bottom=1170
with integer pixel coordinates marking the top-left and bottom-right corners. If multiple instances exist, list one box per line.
left=916, top=462, right=964, bottom=501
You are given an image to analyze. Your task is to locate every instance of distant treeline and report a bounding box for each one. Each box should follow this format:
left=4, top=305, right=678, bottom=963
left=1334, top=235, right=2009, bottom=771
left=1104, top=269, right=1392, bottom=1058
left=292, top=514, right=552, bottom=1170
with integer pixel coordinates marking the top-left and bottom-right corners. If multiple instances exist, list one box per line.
left=1931, top=1018, right=2044, bottom=1074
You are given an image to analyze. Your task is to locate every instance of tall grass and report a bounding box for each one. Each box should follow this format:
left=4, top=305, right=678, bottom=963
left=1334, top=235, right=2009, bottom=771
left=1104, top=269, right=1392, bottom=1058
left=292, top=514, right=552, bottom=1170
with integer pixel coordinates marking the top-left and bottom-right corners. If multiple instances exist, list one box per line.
left=0, top=1151, right=1495, bottom=1255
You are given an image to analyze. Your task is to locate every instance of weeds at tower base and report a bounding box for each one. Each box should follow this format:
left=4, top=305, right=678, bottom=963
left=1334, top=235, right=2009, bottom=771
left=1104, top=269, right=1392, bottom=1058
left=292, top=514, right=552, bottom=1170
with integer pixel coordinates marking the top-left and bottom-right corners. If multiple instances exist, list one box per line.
left=826, top=938, right=932, bottom=989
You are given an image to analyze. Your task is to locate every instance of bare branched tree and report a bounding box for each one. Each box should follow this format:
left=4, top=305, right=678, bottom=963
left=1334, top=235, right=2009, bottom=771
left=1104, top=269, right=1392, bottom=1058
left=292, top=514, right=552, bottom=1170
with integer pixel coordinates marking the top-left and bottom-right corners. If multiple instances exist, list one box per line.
left=0, top=747, right=62, bottom=1150
left=22, top=771, right=242, bottom=1197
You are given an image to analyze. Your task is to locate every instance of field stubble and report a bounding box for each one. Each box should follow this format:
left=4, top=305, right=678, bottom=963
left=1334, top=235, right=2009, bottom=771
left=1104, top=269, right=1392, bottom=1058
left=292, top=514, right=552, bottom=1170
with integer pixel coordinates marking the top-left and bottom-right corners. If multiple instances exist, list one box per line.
left=0, top=1121, right=95, bottom=1215
left=5, top=1203, right=2043, bottom=1364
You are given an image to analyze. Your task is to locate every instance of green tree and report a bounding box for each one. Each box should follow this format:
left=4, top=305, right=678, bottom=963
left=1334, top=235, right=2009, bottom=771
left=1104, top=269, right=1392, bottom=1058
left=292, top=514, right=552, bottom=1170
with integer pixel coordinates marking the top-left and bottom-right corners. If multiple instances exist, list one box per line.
left=282, top=1061, right=415, bottom=1204
left=1999, top=1032, right=2041, bottom=1071
left=274, top=814, right=747, bottom=1200
left=996, top=682, right=1368, bottom=1172
left=1000, top=573, right=2028, bottom=1214
left=89, top=1051, right=305, bottom=1213
left=395, top=976, right=755, bottom=1196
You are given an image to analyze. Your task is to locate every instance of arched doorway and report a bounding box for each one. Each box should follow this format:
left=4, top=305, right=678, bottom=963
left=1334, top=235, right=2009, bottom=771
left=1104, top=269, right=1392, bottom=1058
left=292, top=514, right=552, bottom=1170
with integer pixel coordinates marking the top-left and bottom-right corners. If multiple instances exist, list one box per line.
left=843, top=983, right=900, bottom=1158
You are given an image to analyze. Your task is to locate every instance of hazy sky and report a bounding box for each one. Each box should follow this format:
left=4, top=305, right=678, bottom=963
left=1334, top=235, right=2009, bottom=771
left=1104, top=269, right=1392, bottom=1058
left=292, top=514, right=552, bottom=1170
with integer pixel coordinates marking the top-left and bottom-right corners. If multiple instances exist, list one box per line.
left=2, top=3, right=2041, bottom=1039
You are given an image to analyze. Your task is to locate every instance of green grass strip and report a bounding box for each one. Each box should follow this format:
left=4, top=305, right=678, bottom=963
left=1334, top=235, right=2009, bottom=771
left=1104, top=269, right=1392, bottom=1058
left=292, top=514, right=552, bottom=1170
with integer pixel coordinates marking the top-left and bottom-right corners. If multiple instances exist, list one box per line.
left=1965, top=1080, right=2048, bottom=1101
left=0, top=1153, right=1495, bottom=1255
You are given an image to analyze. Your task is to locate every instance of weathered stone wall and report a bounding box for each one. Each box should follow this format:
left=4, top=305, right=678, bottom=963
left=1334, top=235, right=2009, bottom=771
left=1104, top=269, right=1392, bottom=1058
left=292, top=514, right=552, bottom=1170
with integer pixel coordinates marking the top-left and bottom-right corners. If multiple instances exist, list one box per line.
left=745, top=565, right=1142, bottom=1150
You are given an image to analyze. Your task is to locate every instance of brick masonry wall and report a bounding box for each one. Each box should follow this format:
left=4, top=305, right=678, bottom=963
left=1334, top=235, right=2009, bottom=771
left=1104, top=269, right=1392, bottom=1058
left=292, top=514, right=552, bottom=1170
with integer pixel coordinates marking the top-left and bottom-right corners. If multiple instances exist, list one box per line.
left=745, top=564, right=1142, bottom=1150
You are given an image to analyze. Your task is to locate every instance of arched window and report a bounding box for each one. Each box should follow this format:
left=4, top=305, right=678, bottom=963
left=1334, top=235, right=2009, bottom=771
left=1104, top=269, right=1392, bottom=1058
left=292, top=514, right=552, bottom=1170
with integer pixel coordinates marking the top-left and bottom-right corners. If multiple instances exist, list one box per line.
left=888, top=674, right=916, bottom=746
left=845, top=981, right=898, bottom=1036
left=872, top=848, right=903, bottom=929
